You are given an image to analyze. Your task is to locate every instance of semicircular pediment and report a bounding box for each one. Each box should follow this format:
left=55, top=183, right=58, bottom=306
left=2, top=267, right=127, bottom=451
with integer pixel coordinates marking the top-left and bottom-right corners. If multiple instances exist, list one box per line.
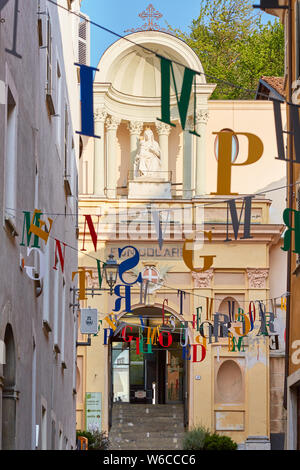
left=95, top=31, right=207, bottom=99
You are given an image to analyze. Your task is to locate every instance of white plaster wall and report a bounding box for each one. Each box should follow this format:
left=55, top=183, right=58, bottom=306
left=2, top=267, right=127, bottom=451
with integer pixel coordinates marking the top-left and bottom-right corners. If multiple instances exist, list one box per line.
left=0, top=0, right=80, bottom=450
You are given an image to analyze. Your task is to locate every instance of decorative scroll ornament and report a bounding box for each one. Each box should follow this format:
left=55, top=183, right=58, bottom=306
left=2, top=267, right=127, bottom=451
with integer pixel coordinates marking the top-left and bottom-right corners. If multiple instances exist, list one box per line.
left=105, top=115, right=121, bottom=131
left=94, top=108, right=107, bottom=123
left=192, top=269, right=214, bottom=288
left=246, top=268, right=269, bottom=289
left=155, top=121, right=172, bottom=136
left=124, top=4, right=173, bottom=34
left=195, top=110, right=210, bottom=124
left=128, top=121, right=144, bottom=135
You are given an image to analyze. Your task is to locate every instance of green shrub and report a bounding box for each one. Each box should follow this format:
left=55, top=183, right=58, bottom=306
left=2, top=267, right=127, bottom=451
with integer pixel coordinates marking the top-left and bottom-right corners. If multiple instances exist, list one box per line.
left=76, top=428, right=110, bottom=450
left=182, top=426, right=210, bottom=450
left=203, top=433, right=237, bottom=451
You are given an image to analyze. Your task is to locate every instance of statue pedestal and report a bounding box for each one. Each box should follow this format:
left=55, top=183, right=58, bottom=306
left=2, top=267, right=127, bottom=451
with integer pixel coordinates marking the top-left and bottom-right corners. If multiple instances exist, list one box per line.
left=128, top=178, right=172, bottom=199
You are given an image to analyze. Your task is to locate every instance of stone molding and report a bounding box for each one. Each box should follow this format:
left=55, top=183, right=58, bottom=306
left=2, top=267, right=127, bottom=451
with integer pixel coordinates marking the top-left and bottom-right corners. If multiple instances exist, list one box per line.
left=155, top=121, right=172, bottom=136
left=192, top=269, right=214, bottom=288
left=246, top=268, right=269, bottom=289
left=94, top=108, right=107, bottom=123
left=105, top=115, right=121, bottom=131
left=128, top=121, right=144, bottom=135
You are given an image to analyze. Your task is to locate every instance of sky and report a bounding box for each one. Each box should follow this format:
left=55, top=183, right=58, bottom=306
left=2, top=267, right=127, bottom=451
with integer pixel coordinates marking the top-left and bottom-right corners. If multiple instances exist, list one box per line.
left=81, top=0, right=275, bottom=68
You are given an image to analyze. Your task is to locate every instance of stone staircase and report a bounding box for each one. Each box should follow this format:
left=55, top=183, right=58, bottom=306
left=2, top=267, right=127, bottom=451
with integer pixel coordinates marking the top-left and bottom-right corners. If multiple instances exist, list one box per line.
left=109, top=404, right=185, bottom=450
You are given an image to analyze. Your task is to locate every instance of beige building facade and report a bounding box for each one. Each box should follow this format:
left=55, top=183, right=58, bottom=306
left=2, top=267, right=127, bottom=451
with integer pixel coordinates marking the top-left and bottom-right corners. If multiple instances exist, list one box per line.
left=76, top=30, right=287, bottom=449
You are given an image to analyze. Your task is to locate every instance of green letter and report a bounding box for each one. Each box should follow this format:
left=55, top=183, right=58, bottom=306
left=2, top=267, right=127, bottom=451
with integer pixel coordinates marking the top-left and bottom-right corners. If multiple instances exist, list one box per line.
left=157, top=56, right=200, bottom=135
left=20, top=211, right=42, bottom=248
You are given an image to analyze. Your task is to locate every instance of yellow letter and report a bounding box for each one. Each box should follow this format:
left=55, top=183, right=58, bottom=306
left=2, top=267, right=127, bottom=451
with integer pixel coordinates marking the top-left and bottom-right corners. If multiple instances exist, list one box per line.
left=211, top=131, right=264, bottom=195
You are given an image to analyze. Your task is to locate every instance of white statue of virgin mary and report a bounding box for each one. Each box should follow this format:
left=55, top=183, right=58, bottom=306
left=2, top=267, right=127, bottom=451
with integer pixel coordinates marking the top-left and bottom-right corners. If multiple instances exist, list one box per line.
left=134, top=129, right=161, bottom=178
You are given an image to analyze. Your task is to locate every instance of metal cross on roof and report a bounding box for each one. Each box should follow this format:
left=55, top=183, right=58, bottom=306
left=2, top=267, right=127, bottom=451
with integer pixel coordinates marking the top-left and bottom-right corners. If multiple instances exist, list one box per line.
left=124, top=3, right=173, bottom=34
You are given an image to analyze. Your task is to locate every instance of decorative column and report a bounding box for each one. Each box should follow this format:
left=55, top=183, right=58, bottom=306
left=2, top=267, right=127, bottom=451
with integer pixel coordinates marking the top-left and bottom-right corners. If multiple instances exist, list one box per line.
left=155, top=121, right=171, bottom=180
left=94, top=108, right=107, bottom=197
left=128, top=121, right=144, bottom=177
left=195, top=110, right=209, bottom=196
left=183, top=116, right=194, bottom=199
left=106, top=115, right=121, bottom=199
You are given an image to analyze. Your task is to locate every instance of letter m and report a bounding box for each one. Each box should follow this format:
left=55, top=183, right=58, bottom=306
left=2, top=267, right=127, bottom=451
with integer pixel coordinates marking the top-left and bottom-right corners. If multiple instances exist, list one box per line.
left=225, top=196, right=253, bottom=242
left=157, top=56, right=200, bottom=135
left=20, top=211, right=42, bottom=248
left=228, top=334, right=245, bottom=352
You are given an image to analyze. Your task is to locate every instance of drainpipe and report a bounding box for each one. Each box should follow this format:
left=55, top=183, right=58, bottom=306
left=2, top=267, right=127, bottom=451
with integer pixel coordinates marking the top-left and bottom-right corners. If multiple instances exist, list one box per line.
left=284, top=0, right=293, bottom=410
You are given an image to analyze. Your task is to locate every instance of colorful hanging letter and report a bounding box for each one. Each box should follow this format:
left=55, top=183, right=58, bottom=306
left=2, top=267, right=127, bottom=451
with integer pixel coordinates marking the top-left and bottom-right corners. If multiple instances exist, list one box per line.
left=211, top=131, right=263, bottom=195
left=157, top=56, right=200, bottom=135
left=75, top=63, right=100, bottom=138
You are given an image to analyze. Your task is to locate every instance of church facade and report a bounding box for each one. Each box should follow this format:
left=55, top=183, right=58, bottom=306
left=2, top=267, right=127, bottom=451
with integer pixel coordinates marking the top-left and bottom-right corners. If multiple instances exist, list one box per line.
left=76, top=29, right=287, bottom=449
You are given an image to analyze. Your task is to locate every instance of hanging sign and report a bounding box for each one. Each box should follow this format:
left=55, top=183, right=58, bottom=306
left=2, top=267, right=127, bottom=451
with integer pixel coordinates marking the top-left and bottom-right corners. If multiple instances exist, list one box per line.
left=80, top=308, right=98, bottom=335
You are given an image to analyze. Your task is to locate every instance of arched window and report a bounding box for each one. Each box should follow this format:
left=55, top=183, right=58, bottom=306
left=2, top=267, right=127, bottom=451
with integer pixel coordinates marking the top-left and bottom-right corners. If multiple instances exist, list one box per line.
left=2, top=324, right=16, bottom=450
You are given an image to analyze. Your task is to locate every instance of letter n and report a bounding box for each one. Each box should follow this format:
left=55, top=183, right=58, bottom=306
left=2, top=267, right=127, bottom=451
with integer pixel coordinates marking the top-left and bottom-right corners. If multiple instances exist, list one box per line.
left=81, top=215, right=99, bottom=251
left=53, top=239, right=67, bottom=273
left=225, top=196, right=253, bottom=242
left=157, top=56, right=200, bottom=135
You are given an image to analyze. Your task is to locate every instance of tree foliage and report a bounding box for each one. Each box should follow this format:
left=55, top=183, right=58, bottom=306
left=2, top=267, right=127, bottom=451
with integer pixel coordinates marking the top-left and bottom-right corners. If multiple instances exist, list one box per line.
left=170, top=0, right=284, bottom=99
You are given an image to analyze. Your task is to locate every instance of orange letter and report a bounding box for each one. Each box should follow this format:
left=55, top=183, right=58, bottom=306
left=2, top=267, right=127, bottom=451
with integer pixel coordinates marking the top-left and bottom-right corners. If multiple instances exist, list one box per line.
left=183, top=232, right=216, bottom=273
left=72, top=268, right=93, bottom=300
left=211, top=131, right=264, bottom=195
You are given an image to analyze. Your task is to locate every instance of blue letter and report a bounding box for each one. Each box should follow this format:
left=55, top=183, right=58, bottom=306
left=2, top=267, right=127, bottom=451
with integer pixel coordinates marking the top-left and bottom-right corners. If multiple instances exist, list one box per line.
left=118, top=246, right=142, bottom=285
left=75, top=63, right=100, bottom=139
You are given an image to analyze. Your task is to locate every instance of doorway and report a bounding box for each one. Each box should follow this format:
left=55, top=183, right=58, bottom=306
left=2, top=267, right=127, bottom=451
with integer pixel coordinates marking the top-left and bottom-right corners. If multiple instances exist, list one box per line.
left=111, top=338, right=184, bottom=405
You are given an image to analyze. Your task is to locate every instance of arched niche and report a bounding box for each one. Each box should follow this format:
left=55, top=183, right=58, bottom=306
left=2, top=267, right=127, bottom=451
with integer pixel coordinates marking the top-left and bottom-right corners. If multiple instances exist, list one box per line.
left=2, top=324, right=17, bottom=450
left=215, top=359, right=244, bottom=404
left=217, top=296, right=241, bottom=321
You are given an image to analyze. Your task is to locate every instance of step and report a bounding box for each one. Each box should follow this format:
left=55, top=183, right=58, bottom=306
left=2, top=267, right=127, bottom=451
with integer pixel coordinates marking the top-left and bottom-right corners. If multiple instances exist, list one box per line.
left=109, top=436, right=184, bottom=451
left=111, top=423, right=184, bottom=433
left=110, top=430, right=185, bottom=440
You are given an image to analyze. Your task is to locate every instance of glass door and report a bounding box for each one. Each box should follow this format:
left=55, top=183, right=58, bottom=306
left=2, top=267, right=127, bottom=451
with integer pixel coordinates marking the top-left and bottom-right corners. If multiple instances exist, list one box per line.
left=165, top=348, right=183, bottom=403
left=112, top=342, right=130, bottom=403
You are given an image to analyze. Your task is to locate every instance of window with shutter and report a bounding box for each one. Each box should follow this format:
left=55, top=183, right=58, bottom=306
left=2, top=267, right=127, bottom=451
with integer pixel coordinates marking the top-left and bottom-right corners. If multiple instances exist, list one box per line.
left=45, top=13, right=55, bottom=116
left=78, top=18, right=87, bottom=65
left=64, top=107, right=72, bottom=196
left=46, top=16, right=52, bottom=94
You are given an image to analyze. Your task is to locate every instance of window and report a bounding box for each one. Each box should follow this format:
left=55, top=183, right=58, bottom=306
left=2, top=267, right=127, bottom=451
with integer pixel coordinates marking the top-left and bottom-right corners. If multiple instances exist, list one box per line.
left=59, top=429, right=63, bottom=450
left=42, top=240, right=52, bottom=333
left=61, top=279, right=67, bottom=368
left=64, top=105, right=69, bottom=176
left=51, top=419, right=56, bottom=450
left=4, top=81, right=18, bottom=236
left=45, top=13, right=55, bottom=115
left=41, top=405, right=47, bottom=450
left=56, top=62, right=62, bottom=153
left=46, top=14, right=52, bottom=93
left=53, top=268, right=60, bottom=353
left=2, top=325, right=16, bottom=450
left=78, top=16, right=88, bottom=65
